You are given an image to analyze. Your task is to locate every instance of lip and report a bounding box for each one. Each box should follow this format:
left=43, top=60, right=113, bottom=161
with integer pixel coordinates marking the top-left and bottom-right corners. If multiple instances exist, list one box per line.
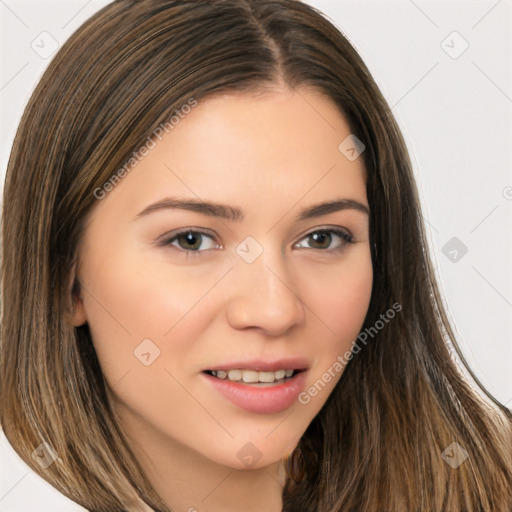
left=202, top=356, right=310, bottom=372
left=202, top=369, right=308, bottom=414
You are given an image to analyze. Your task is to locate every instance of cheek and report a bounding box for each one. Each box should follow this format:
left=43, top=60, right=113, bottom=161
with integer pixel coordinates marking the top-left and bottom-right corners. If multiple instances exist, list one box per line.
left=325, top=270, right=373, bottom=340
left=79, top=251, right=223, bottom=429
left=295, top=253, right=372, bottom=409
left=302, top=249, right=373, bottom=366
left=310, top=250, right=372, bottom=333
left=80, top=248, right=226, bottom=373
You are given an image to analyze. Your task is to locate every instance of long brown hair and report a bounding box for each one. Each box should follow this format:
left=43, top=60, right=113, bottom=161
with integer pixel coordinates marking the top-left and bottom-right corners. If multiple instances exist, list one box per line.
left=1, top=1, right=511, bottom=510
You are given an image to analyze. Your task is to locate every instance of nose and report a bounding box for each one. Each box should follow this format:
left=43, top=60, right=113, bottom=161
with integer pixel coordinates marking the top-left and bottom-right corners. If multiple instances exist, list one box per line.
left=225, top=247, right=306, bottom=336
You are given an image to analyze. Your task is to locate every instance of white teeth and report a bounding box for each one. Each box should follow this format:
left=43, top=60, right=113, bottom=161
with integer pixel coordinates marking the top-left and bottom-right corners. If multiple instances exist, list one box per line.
left=258, top=371, right=275, bottom=383
left=210, top=368, right=297, bottom=383
left=227, top=369, right=242, bottom=381
left=242, top=370, right=259, bottom=383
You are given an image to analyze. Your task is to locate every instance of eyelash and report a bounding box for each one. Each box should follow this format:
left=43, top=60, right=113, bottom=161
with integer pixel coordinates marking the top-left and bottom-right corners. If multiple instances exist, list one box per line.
left=157, top=226, right=354, bottom=255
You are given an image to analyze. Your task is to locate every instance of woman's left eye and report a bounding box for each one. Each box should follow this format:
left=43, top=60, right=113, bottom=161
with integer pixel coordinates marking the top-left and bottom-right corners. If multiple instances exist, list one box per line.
left=293, top=228, right=354, bottom=251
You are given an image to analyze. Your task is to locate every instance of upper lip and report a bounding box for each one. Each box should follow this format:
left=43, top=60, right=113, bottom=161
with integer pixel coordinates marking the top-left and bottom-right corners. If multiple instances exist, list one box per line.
left=203, top=357, right=310, bottom=372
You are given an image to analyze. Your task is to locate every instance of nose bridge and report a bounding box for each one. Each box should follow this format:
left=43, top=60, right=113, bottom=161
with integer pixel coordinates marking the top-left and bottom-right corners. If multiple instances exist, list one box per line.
left=226, top=237, right=305, bottom=334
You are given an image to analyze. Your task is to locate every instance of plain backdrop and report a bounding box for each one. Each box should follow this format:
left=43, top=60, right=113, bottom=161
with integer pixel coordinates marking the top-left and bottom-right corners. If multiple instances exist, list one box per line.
left=0, top=1, right=511, bottom=510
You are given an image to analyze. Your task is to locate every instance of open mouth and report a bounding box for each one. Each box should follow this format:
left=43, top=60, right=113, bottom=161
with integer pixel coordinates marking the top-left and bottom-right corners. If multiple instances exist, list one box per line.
left=202, top=368, right=304, bottom=386
left=202, top=366, right=309, bottom=413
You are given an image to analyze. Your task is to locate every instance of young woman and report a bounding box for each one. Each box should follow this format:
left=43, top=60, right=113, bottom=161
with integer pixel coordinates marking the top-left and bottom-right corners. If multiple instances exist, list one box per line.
left=1, top=1, right=511, bottom=511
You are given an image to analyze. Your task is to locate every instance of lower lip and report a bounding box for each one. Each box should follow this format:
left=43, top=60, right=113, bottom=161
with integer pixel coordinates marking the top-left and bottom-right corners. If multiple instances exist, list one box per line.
left=202, top=371, right=308, bottom=414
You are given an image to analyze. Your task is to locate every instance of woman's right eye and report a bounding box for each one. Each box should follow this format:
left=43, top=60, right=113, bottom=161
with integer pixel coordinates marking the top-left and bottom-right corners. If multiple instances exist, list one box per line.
left=159, top=229, right=221, bottom=253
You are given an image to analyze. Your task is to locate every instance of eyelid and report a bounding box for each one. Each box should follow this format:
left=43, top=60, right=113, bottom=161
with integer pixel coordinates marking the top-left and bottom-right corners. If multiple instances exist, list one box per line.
left=295, top=224, right=353, bottom=241
left=156, top=226, right=222, bottom=245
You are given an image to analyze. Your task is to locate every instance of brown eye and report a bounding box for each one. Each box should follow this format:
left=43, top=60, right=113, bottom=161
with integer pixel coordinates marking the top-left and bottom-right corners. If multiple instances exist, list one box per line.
left=293, top=228, right=353, bottom=251
left=160, top=229, right=220, bottom=252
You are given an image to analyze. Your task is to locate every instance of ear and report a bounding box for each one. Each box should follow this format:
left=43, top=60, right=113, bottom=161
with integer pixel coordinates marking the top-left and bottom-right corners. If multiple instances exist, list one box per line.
left=64, top=274, right=87, bottom=327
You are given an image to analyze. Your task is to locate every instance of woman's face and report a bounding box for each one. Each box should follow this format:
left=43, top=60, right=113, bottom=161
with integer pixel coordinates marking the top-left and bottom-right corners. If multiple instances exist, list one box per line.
left=70, top=87, right=372, bottom=472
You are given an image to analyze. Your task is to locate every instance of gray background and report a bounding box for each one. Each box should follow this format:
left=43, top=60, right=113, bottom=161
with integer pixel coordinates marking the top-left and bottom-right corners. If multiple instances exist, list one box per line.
left=0, top=1, right=511, bottom=508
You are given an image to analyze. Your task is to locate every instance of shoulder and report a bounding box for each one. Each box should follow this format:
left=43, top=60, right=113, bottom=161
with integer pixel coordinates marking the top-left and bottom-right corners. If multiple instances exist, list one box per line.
left=0, top=428, right=88, bottom=512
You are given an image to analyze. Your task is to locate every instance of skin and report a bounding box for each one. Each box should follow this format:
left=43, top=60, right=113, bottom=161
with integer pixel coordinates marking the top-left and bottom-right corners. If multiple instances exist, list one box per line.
left=68, top=86, right=373, bottom=512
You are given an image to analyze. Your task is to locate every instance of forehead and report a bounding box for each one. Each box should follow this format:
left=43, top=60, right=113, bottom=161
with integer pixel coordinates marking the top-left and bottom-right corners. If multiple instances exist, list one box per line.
left=89, top=87, right=368, bottom=224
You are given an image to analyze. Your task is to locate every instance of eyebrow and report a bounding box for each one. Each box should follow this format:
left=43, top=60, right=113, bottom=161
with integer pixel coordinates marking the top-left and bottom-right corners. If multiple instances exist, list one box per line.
left=134, top=197, right=369, bottom=222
